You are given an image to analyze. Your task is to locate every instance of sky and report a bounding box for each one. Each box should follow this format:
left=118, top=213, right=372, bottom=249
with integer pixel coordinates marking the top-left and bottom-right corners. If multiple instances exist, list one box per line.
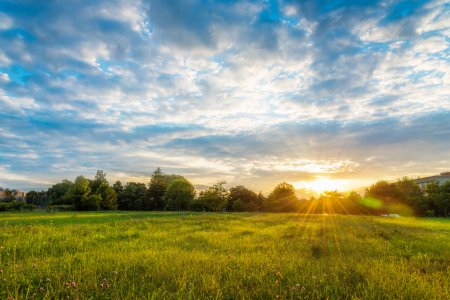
left=0, top=0, right=449, bottom=194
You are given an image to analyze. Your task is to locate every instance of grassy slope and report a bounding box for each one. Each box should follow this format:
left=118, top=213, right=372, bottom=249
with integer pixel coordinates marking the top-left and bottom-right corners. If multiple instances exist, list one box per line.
left=0, top=212, right=449, bottom=299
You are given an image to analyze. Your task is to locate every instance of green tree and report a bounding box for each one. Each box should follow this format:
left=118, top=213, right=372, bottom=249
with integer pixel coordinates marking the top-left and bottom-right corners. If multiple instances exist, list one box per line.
left=165, top=174, right=186, bottom=187
left=25, top=191, right=39, bottom=205
left=395, top=177, right=427, bottom=215
left=426, top=181, right=450, bottom=217
left=113, top=180, right=123, bottom=194
left=90, top=170, right=108, bottom=193
left=364, top=180, right=402, bottom=214
left=344, top=191, right=371, bottom=215
left=118, top=182, right=147, bottom=210
left=365, top=181, right=400, bottom=203
left=87, top=170, right=117, bottom=210
left=68, top=176, right=91, bottom=210
left=47, top=180, right=73, bottom=205
left=193, top=182, right=228, bottom=212
left=264, top=182, right=299, bottom=212
left=26, top=191, right=48, bottom=207
left=228, top=185, right=262, bottom=212
left=77, top=193, right=101, bottom=211
left=316, top=191, right=345, bottom=214
left=101, top=186, right=118, bottom=210
left=1, top=189, right=15, bottom=202
left=145, top=167, right=167, bottom=210
left=164, top=178, right=195, bottom=211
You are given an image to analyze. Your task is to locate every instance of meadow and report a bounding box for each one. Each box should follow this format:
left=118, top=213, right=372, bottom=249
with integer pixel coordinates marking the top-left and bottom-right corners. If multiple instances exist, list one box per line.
left=0, top=212, right=449, bottom=299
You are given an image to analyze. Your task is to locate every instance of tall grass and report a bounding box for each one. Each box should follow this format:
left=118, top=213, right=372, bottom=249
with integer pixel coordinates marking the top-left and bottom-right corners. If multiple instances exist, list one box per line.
left=0, top=212, right=449, bottom=299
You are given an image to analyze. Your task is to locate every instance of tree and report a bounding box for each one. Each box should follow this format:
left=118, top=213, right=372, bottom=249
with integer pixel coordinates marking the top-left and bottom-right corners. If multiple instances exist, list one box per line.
left=365, top=179, right=428, bottom=216
left=26, top=190, right=48, bottom=207
left=145, top=167, right=167, bottom=210
left=395, top=177, right=427, bottom=216
left=77, top=194, right=101, bottom=211
left=228, top=185, right=262, bottom=212
left=316, top=191, right=345, bottom=214
left=193, top=182, right=229, bottom=212
left=344, top=191, right=370, bottom=215
left=164, top=178, right=195, bottom=211
left=113, top=180, right=123, bottom=194
left=426, top=181, right=450, bottom=217
left=86, top=170, right=117, bottom=210
left=68, top=176, right=91, bottom=210
left=264, top=182, right=299, bottom=212
left=47, top=180, right=73, bottom=205
left=1, top=189, right=15, bottom=202
left=26, top=191, right=39, bottom=205
left=364, top=180, right=402, bottom=214
left=118, top=182, right=147, bottom=210
left=365, top=181, right=401, bottom=203
left=101, top=186, right=118, bottom=210
left=90, top=170, right=108, bottom=194
left=165, top=174, right=186, bottom=187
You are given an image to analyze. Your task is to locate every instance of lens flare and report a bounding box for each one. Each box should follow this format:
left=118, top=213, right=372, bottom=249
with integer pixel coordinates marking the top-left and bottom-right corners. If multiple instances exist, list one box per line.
left=294, top=177, right=350, bottom=193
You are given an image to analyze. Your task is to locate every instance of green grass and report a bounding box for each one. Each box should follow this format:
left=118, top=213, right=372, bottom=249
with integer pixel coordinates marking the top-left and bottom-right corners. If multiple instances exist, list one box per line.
left=0, top=212, right=449, bottom=299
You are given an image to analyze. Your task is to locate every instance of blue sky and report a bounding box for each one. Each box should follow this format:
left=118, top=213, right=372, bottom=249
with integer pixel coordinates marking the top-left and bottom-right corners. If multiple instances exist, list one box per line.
left=0, top=0, right=449, bottom=193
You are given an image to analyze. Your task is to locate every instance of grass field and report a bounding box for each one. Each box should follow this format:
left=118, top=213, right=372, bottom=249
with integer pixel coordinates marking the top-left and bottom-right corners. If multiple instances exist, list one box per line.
left=0, top=212, right=449, bottom=299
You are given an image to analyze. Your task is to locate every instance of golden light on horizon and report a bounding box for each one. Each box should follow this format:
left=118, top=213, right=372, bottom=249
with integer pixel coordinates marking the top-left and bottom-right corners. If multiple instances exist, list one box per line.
left=294, top=177, right=356, bottom=194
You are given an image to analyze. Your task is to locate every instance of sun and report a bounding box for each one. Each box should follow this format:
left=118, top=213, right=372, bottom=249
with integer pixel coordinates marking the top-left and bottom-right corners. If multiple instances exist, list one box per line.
left=294, top=177, right=349, bottom=194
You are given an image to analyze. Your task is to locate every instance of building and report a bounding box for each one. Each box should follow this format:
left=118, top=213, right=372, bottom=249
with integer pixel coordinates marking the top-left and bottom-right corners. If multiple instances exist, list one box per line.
left=0, top=188, right=26, bottom=202
left=415, top=172, right=450, bottom=190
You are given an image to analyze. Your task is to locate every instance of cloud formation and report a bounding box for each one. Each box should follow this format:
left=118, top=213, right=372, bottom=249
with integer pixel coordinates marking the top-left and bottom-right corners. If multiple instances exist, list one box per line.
left=0, top=0, right=449, bottom=192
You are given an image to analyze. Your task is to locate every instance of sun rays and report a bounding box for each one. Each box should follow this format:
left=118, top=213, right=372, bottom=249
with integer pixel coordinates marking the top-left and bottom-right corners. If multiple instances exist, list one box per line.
left=294, top=177, right=353, bottom=194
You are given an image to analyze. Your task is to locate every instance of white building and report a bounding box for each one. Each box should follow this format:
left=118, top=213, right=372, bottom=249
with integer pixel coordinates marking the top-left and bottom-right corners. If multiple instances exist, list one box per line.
left=415, top=172, right=450, bottom=190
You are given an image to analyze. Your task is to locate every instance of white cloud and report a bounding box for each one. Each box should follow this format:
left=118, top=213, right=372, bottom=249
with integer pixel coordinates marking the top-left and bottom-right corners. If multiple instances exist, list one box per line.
left=0, top=0, right=449, bottom=190
left=0, top=13, right=13, bottom=30
left=414, top=36, right=448, bottom=53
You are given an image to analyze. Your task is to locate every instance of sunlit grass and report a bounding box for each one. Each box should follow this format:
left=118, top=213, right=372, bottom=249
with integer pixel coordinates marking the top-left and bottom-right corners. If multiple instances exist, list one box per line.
left=0, top=212, right=448, bottom=299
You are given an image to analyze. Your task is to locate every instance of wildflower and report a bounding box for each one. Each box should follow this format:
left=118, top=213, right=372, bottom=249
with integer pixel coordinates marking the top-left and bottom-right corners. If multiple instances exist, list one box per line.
left=106, top=283, right=110, bottom=289
left=39, top=287, right=45, bottom=293
left=100, top=283, right=104, bottom=288
left=65, top=282, right=69, bottom=288
left=0, top=269, right=3, bottom=274
left=71, top=281, right=76, bottom=288
left=102, top=278, right=107, bottom=282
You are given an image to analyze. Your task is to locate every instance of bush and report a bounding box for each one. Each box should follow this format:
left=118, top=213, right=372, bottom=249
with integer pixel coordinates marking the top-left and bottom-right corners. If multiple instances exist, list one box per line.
left=47, top=205, right=74, bottom=212
left=0, top=201, right=29, bottom=212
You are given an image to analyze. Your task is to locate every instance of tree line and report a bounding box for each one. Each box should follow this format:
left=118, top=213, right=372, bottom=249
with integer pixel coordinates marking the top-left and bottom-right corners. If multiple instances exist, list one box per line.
left=3, top=169, right=450, bottom=216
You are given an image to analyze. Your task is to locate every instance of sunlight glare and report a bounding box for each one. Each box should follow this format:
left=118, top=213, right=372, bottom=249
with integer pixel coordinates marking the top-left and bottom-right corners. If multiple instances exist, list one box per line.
left=294, top=177, right=352, bottom=193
